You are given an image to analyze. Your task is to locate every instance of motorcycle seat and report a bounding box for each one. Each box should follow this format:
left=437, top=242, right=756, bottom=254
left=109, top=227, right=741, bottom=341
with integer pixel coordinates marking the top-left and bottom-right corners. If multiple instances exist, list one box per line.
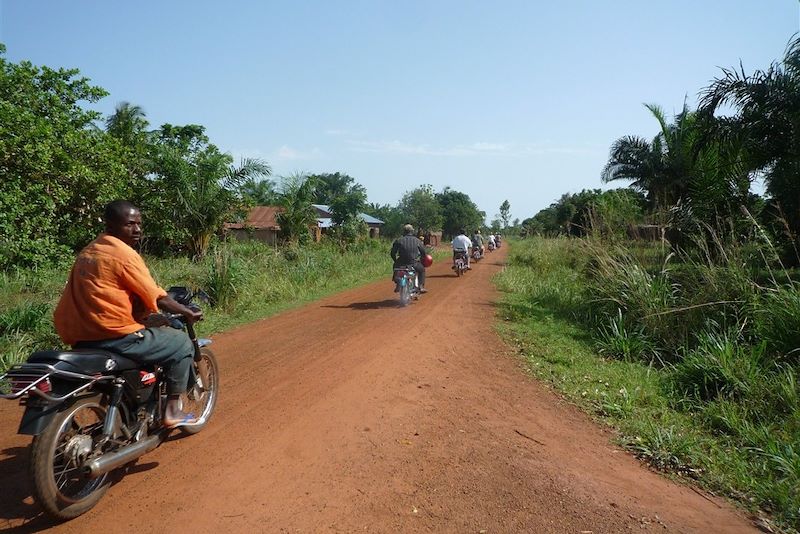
left=28, top=349, right=140, bottom=374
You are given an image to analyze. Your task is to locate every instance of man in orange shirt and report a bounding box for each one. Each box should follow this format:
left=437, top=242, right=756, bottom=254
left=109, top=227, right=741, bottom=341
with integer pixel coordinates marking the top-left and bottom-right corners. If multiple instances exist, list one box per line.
left=54, top=200, right=202, bottom=427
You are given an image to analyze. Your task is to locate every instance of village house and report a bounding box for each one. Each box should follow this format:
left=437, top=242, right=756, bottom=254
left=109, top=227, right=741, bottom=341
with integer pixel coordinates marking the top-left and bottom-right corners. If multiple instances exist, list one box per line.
left=226, top=205, right=384, bottom=244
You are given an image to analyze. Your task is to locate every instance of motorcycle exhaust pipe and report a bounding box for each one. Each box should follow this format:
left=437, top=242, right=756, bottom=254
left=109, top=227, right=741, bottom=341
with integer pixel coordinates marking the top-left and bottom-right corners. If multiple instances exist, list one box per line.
left=82, top=434, right=161, bottom=479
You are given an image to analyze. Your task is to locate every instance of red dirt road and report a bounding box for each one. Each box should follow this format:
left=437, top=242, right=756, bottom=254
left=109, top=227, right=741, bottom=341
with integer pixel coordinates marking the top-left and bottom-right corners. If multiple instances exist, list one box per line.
left=0, top=246, right=758, bottom=533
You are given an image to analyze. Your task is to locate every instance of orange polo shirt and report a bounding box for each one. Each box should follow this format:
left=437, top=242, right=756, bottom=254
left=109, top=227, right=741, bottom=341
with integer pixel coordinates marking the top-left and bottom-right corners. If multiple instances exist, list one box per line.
left=54, top=234, right=167, bottom=346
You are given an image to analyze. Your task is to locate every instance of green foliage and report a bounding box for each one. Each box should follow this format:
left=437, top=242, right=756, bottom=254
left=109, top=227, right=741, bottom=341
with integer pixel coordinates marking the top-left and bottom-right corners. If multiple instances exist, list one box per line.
left=398, top=184, right=442, bottom=232
left=0, top=46, right=130, bottom=268
left=521, top=188, right=644, bottom=237
left=497, top=237, right=800, bottom=530
left=315, top=172, right=368, bottom=248
left=365, top=203, right=404, bottom=238
left=754, top=282, right=800, bottom=363
left=701, top=36, right=800, bottom=253
left=435, top=187, right=484, bottom=238
left=671, top=332, right=768, bottom=401
left=276, top=173, right=319, bottom=244
left=142, top=124, right=271, bottom=259
left=240, top=177, right=278, bottom=206
left=0, top=302, right=51, bottom=336
left=499, top=199, right=511, bottom=229
left=203, top=243, right=242, bottom=309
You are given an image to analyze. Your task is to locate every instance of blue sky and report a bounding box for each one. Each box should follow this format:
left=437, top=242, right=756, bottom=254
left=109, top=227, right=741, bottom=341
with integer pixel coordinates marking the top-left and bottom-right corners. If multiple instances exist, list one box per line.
left=1, top=1, right=797, bottom=223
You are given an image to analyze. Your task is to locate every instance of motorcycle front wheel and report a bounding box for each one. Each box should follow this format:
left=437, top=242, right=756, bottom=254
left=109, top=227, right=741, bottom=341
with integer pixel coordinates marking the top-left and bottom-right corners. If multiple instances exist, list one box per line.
left=30, top=394, right=112, bottom=520
left=180, top=347, right=220, bottom=435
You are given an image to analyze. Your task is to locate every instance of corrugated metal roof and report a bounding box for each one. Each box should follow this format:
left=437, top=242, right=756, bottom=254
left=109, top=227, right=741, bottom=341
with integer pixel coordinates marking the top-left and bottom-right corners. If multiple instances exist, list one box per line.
left=312, top=204, right=384, bottom=225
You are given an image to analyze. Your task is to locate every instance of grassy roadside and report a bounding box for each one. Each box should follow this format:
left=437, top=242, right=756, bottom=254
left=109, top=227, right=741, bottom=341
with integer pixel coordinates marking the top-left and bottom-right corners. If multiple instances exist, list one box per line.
left=493, top=237, right=798, bottom=533
left=0, top=238, right=448, bottom=373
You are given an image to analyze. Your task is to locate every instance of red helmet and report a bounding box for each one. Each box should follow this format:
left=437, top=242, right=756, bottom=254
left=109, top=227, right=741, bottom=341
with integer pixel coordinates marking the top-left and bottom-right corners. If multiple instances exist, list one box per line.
left=422, top=254, right=434, bottom=267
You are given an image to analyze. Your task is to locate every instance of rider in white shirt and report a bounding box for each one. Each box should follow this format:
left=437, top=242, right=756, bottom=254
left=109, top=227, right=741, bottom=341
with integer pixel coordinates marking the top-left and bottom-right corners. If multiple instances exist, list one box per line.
left=488, top=234, right=496, bottom=249
left=452, top=228, right=473, bottom=269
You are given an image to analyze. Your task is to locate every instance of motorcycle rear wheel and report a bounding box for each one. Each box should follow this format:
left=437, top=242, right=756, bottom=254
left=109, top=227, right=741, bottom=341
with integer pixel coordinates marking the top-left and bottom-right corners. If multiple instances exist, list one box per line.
left=180, top=347, right=220, bottom=435
left=399, top=282, right=411, bottom=306
left=30, top=394, right=112, bottom=520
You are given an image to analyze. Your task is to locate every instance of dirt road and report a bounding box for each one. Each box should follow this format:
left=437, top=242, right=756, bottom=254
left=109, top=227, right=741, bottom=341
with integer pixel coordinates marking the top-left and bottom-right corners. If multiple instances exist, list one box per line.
left=0, top=246, right=757, bottom=533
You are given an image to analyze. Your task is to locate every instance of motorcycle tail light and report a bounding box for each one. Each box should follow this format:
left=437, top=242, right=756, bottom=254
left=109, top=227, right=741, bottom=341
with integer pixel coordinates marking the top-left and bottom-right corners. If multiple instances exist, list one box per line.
left=10, top=375, right=50, bottom=395
left=35, top=377, right=52, bottom=393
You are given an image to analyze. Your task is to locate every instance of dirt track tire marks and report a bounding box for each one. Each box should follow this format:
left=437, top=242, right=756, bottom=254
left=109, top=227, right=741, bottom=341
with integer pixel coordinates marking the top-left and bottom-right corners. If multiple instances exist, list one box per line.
left=0, top=246, right=757, bottom=532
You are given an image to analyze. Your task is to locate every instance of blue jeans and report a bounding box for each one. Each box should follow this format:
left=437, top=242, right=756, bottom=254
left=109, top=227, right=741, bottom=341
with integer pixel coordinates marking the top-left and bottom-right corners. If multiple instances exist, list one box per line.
left=76, top=327, right=194, bottom=395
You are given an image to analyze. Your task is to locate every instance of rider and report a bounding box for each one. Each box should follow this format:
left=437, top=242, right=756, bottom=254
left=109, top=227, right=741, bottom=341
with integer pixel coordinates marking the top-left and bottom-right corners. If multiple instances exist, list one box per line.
left=472, top=229, right=485, bottom=257
left=391, top=224, right=428, bottom=293
left=487, top=233, right=496, bottom=250
left=53, top=200, right=203, bottom=428
left=452, top=228, right=473, bottom=269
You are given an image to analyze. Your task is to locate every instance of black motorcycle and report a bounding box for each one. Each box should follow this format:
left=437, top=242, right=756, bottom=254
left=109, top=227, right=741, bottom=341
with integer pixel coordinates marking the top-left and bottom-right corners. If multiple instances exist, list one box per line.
left=0, top=286, right=219, bottom=520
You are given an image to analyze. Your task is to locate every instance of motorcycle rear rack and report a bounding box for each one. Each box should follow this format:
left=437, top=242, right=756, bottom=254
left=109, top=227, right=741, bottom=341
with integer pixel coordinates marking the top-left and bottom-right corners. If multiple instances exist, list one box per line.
left=0, top=363, right=114, bottom=402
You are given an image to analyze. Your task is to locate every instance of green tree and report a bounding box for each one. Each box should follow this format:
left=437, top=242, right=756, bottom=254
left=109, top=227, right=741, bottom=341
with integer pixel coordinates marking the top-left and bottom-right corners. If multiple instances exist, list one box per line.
left=311, top=172, right=362, bottom=205
left=399, top=185, right=443, bottom=233
left=435, top=187, right=484, bottom=238
left=365, top=202, right=404, bottom=238
left=0, top=45, right=129, bottom=268
left=499, top=200, right=511, bottom=229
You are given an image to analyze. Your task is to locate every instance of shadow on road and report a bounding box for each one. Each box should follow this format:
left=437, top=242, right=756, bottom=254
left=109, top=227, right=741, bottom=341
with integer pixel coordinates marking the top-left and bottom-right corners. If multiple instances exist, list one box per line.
left=0, top=445, right=54, bottom=532
left=322, top=299, right=400, bottom=310
left=0, top=444, right=149, bottom=532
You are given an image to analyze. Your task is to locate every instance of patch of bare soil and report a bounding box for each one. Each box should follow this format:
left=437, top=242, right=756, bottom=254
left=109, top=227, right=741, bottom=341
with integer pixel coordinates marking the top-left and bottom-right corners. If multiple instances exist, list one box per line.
left=0, top=246, right=758, bottom=532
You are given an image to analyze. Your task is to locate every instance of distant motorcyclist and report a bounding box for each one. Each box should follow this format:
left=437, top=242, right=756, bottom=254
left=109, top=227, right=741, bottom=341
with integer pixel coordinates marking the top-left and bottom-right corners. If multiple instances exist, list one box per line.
left=472, top=229, right=485, bottom=257
left=487, top=234, right=496, bottom=250
left=391, top=224, right=428, bottom=293
left=452, top=228, right=473, bottom=269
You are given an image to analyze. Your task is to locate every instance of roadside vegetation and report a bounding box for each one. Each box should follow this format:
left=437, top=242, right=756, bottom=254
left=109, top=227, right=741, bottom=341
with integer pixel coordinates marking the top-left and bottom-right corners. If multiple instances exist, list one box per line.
left=496, top=236, right=799, bottom=531
left=497, top=38, right=800, bottom=532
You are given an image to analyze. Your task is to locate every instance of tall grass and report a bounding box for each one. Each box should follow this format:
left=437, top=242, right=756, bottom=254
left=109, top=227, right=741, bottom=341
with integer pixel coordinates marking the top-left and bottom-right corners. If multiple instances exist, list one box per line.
left=496, top=236, right=800, bottom=531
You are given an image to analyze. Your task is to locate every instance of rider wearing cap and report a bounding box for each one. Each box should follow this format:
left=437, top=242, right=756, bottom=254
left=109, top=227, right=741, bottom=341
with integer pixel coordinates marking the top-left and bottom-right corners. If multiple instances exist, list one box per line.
left=390, top=224, right=428, bottom=293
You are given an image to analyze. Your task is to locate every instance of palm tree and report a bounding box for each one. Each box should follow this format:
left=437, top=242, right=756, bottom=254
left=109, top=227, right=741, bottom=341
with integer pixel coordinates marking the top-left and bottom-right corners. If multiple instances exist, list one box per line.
left=170, top=151, right=271, bottom=259
left=276, top=173, right=319, bottom=244
left=700, top=36, right=800, bottom=239
left=603, top=103, right=697, bottom=210
left=106, top=102, right=149, bottom=147
left=240, top=176, right=277, bottom=205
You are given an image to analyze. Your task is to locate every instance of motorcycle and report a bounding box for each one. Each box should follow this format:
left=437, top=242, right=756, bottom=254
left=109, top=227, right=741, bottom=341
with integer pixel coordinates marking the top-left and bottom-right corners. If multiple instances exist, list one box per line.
left=472, top=246, right=484, bottom=262
left=487, top=241, right=496, bottom=252
left=452, top=251, right=468, bottom=277
left=393, top=266, right=420, bottom=306
left=0, top=286, right=219, bottom=521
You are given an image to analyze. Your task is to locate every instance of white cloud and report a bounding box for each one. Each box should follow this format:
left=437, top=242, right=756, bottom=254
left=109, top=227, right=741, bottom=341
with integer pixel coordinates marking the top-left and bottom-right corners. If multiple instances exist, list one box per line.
left=345, top=139, right=601, bottom=157
left=275, top=145, right=322, bottom=161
